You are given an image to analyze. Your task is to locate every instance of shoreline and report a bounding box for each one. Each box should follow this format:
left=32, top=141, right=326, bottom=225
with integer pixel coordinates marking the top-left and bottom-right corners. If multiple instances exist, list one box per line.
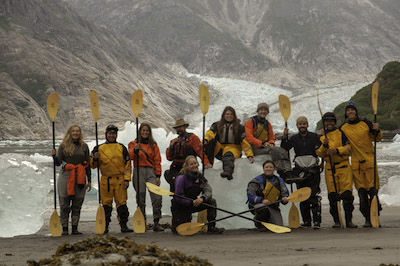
left=1, top=205, right=400, bottom=266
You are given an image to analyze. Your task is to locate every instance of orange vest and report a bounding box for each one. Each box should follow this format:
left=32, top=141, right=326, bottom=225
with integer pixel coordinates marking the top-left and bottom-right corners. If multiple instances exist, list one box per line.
left=65, top=162, right=88, bottom=196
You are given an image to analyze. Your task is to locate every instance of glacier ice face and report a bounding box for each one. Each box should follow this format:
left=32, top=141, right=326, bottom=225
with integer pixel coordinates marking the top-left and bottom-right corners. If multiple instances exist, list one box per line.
left=0, top=154, right=51, bottom=237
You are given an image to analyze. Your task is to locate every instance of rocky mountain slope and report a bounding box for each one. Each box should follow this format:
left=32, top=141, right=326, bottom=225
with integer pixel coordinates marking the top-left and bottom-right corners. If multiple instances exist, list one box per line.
left=67, top=0, right=400, bottom=86
left=0, top=0, right=199, bottom=140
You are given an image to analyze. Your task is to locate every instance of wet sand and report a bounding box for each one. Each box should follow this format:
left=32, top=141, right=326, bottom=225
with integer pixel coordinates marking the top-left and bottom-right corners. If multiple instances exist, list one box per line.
left=1, top=206, right=399, bottom=266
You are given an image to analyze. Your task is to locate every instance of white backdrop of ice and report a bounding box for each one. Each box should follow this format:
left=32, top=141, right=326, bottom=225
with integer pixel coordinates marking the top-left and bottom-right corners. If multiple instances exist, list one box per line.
left=0, top=154, right=50, bottom=237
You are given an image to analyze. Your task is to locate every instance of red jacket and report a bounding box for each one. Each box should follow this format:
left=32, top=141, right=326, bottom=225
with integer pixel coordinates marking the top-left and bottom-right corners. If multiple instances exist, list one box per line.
left=64, top=162, right=88, bottom=196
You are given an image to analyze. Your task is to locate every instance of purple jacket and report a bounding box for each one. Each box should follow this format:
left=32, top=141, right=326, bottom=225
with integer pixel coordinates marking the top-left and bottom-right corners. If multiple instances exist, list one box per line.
left=174, top=171, right=212, bottom=207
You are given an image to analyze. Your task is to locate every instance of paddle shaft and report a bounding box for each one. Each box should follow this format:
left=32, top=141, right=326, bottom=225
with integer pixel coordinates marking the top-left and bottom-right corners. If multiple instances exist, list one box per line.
left=202, top=116, right=205, bottom=175
left=52, top=121, right=57, bottom=210
left=95, top=122, right=101, bottom=204
left=373, top=114, right=377, bottom=191
left=136, top=117, right=141, bottom=208
left=173, top=192, right=282, bottom=226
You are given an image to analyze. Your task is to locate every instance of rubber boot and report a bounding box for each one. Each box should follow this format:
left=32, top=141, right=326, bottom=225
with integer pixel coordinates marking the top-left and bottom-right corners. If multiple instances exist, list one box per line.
left=103, top=205, right=113, bottom=234
left=207, top=224, right=224, bottom=234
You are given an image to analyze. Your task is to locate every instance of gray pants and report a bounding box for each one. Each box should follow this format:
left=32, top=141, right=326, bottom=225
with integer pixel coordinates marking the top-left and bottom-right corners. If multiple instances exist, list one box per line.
left=57, top=169, right=86, bottom=227
left=252, top=203, right=284, bottom=227
left=252, top=145, right=292, bottom=173
left=133, top=167, right=162, bottom=221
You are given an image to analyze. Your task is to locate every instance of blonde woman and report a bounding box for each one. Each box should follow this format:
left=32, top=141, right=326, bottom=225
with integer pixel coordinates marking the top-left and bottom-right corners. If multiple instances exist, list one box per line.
left=171, top=155, right=224, bottom=234
left=52, top=124, right=91, bottom=235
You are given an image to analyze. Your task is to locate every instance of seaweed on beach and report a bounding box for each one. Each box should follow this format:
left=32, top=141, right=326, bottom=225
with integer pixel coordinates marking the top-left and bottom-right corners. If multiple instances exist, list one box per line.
left=26, top=235, right=212, bottom=266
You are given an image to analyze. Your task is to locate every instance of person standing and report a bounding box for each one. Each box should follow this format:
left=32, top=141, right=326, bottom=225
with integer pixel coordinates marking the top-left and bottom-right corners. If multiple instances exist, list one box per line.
left=281, top=116, right=322, bottom=228
left=204, top=106, right=254, bottom=180
left=52, top=124, right=91, bottom=235
left=247, top=160, right=289, bottom=231
left=129, top=123, right=163, bottom=231
left=171, top=155, right=224, bottom=234
left=339, top=101, right=382, bottom=227
left=165, top=118, right=211, bottom=190
left=316, top=112, right=357, bottom=228
left=91, top=125, right=133, bottom=233
left=244, top=102, right=293, bottom=179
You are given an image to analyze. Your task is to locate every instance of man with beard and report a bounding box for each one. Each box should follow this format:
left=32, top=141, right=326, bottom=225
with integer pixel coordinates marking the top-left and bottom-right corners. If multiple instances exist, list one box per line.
left=281, top=116, right=322, bottom=228
left=165, top=118, right=212, bottom=191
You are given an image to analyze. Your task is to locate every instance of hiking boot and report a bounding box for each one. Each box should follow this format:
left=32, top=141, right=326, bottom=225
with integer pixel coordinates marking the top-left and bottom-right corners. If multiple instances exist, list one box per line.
left=363, top=220, right=372, bottom=228
left=257, top=226, right=267, bottom=232
left=313, top=222, right=321, bottom=229
left=71, top=225, right=82, bottom=235
left=104, top=227, right=109, bottom=234
left=207, top=226, right=225, bottom=234
left=332, top=222, right=341, bottom=228
left=346, top=222, right=357, bottom=228
left=120, top=222, right=134, bottom=233
left=301, top=222, right=312, bottom=228
left=153, top=222, right=164, bottom=232
left=62, top=227, right=69, bottom=236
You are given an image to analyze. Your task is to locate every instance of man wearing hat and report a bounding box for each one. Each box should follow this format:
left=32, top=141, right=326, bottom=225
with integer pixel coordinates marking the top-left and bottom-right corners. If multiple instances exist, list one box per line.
left=281, top=116, right=322, bottom=228
left=165, top=118, right=212, bottom=191
left=91, top=125, right=134, bottom=233
left=316, top=112, right=356, bottom=228
left=340, top=101, right=382, bottom=227
left=244, top=102, right=293, bottom=179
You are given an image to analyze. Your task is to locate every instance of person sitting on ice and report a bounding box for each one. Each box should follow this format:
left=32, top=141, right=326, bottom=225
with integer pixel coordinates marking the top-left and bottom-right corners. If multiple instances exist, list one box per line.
left=204, top=106, right=254, bottom=180
left=171, top=155, right=224, bottom=234
left=244, top=102, right=296, bottom=181
left=247, top=160, right=289, bottom=231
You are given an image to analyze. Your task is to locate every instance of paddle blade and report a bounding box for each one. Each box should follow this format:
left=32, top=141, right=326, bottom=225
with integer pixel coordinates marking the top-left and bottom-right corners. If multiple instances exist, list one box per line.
left=371, top=81, right=379, bottom=115
left=50, top=209, right=62, bottom=237
left=278, top=94, right=291, bottom=122
left=176, top=222, right=205, bottom=236
left=131, top=90, right=143, bottom=118
left=288, top=203, right=300, bottom=228
left=197, top=210, right=207, bottom=232
left=262, top=222, right=291, bottom=233
left=317, top=88, right=323, bottom=117
left=199, top=84, right=210, bottom=116
left=133, top=207, right=146, bottom=233
left=337, top=201, right=345, bottom=229
left=370, top=196, right=379, bottom=228
left=46, top=92, right=58, bottom=122
left=146, top=182, right=174, bottom=196
left=90, top=90, right=100, bottom=122
left=287, top=187, right=311, bottom=203
left=95, top=204, right=106, bottom=234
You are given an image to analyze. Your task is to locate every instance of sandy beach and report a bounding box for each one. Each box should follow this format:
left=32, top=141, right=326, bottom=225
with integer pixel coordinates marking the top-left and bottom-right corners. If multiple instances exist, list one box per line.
left=1, top=205, right=399, bottom=266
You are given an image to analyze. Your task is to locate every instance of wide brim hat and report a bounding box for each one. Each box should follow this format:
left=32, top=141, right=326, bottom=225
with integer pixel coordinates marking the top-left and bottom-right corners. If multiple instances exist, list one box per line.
left=173, top=118, right=189, bottom=128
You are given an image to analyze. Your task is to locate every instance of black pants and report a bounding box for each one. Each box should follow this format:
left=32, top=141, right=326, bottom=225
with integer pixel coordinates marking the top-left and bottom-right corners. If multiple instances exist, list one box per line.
left=171, top=198, right=217, bottom=233
left=296, top=171, right=321, bottom=224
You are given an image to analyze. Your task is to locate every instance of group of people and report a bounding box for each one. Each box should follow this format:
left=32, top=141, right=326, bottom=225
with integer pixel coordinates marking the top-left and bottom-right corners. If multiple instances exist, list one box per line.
left=51, top=100, right=382, bottom=235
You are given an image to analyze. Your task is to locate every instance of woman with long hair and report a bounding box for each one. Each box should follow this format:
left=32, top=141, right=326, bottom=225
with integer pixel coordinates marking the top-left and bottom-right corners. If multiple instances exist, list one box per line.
left=51, top=124, right=91, bottom=235
left=171, top=155, right=224, bottom=234
left=128, top=123, right=163, bottom=231
left=205, top=106, right=254, bottom=180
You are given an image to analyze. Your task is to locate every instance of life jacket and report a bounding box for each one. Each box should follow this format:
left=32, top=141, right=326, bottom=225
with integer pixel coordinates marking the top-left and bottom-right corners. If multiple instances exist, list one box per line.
left=251, top=116, right=270, bottom=141
left=262, top=181, right=281, bottom=203
left=170, top=133, right=196, bottom=160
left=64, top=161, right=88, bottom=196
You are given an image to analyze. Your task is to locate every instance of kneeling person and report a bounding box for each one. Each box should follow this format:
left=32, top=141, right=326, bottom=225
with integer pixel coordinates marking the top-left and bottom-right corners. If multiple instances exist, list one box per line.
left=171, top=156, right=224, bottom=234
left=247, top=160, right=289, bottom=231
